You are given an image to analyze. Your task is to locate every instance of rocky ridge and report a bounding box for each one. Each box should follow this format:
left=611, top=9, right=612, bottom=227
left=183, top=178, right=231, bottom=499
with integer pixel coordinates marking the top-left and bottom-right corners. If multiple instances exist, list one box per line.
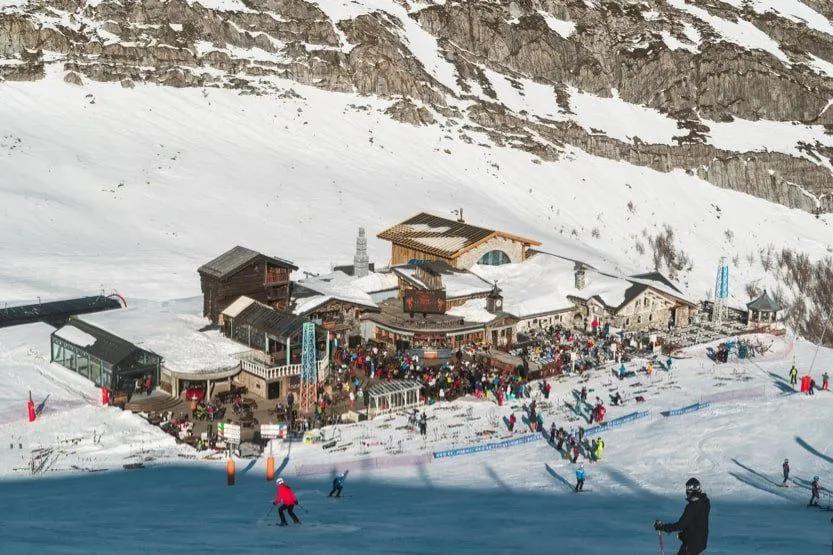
left=2, top=0, right=833, bottom=212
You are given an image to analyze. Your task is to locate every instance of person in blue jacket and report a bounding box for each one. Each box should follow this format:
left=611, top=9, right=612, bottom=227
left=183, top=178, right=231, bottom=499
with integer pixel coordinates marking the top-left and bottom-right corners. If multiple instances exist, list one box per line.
left=328, top=470, right=348, bottom=498
left=575, top=463, right=586, bottom=492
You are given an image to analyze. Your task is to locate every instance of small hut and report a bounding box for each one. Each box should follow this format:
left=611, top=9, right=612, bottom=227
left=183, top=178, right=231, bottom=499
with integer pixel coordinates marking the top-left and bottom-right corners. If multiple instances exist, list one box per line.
left=746, top=291, right=781, bottom=327
left=366, top=380, right=422, bottom=418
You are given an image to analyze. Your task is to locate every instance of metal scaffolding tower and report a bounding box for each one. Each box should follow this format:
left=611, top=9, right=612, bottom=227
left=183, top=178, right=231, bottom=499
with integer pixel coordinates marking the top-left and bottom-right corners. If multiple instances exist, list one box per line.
left=299, top=321, right=317, bottom=414
left=712, top=257, right=729, bottom=323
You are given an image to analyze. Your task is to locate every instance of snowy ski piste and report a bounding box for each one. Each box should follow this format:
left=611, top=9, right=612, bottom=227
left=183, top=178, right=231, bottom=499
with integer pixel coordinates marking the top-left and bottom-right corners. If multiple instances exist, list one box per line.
left=2, top=319, right=833, bottom=553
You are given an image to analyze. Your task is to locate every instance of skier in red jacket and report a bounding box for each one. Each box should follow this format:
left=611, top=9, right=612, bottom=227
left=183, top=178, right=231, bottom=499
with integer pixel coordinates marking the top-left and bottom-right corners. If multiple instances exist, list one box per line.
left=273, top=477, right=301, bottom=526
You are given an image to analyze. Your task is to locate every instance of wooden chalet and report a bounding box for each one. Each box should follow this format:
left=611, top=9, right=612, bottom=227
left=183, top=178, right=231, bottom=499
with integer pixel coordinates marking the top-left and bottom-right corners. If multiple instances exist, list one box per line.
left=198, top=246, right=297, bottom=324
left=220, top=296, right=328, bottom=401
left=377, top=212, right=541, bottom=269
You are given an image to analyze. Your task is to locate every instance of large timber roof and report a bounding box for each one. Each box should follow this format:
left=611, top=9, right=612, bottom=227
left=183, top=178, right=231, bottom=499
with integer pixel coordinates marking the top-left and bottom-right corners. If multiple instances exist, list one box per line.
left=377, top=213, right=541, bottom=259
left=198, top=246, right=298, bottom=279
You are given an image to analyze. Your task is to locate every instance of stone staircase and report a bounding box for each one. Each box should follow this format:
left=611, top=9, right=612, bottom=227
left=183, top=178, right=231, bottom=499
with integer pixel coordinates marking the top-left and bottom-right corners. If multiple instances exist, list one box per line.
left=124, top=392, right=183, bottom=413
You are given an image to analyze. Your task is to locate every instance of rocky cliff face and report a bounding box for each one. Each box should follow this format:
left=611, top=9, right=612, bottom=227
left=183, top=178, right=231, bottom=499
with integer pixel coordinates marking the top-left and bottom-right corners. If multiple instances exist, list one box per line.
left=2, top=0, right=833, bottom=212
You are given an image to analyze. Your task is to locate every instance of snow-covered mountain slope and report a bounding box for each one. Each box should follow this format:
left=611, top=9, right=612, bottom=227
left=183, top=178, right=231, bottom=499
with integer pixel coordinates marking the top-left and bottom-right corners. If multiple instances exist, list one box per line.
left=2, top=0, right=833, bottom=212
left=1, top=0, right=833, bottom=342
left=1, top=68, right=831, bottom=333
left=2, top=318, right=833, bottom=553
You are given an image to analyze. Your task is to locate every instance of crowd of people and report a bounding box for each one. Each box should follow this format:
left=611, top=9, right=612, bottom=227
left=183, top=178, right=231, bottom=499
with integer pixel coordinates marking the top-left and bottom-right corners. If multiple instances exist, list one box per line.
left=328, top=343, right=536, bottom=407
left=512, top=324, right=646, bottom=376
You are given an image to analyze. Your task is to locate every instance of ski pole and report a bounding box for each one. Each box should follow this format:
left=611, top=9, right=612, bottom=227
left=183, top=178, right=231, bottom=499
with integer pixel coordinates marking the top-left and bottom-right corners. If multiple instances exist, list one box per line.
left=657, top=530, right=665, bottom=555
left=264, top=504, right=274, bottom=520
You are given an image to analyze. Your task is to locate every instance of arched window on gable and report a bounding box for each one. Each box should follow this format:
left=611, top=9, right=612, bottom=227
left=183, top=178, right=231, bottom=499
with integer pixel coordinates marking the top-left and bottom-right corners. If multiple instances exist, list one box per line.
left=478, top=250, right=511, bottom=266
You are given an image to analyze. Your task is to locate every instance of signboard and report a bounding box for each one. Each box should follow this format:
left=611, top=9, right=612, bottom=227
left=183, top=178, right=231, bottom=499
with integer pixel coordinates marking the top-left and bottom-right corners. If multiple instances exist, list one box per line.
left=217, top=422, right=241, bottom=442
left=403, top=289, right=446, bottom=315
left=260, top=423, right=288, bottom=439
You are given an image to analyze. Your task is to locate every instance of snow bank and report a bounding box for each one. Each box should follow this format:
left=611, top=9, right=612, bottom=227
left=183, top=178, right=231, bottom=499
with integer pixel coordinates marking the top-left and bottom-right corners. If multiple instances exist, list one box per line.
left=568, top=88, right=680, bottom=144
left=79, top=298, right=243, bottom=375
left=719, top=0, right=833, bottom=37
left=473, top=254, right=634, bottom=318
left=54, top=325, right=96, bottom=347
left=293, top=271, right=379, bottom=315
left=538, top=11, right=576, bottom=38
left=668, top=0, right=790, bottom=63
left=446, top=298, right=495, bottom=323
left=483, top=68, right=566, bottom=120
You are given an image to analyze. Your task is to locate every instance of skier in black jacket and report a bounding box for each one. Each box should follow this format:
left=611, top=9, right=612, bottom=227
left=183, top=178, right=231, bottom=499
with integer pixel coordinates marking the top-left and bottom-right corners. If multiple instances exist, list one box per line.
left=654, top=478, right=710, bottom=555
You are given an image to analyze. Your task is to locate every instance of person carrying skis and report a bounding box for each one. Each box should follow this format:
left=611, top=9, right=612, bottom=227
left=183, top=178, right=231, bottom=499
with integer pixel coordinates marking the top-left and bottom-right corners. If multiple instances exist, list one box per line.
left=789, top=365, right=798, bottom=387
left=329, top=471, right=348, bottom=498
left=782, top=459, right=790, bottom=486
left=575, top=463, right=586, bottom=492
left=273, top=477, right=301, bottom=526
left=810, top=476, right=822, bottom=507
left=654, top=477, right=710, bottom=555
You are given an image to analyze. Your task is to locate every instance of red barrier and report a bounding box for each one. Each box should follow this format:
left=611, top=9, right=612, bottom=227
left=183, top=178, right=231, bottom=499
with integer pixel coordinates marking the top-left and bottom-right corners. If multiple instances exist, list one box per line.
left=800, top=375, right=811, bottom=393
left=226, top=458, right=236, bottom=486
left=101, top=387, right=110, bottom=406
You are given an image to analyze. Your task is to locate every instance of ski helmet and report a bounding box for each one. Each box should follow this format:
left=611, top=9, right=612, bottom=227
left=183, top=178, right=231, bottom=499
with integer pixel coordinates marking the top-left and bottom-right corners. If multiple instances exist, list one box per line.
left=815, top=476, right=820, bottom=481
left=784, top=458, right=789, bottom=463
left=685, top=477, right=701, bottom=495
left=276, top=477, right=285, bottom=485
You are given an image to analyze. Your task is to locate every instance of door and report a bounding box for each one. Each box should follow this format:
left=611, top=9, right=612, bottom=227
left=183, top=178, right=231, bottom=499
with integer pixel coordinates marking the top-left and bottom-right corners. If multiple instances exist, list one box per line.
left=267, top=381, right=281, bottom=400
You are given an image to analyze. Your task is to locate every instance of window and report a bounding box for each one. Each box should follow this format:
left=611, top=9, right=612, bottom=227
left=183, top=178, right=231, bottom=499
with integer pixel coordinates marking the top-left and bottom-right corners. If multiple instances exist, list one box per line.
left=89, top=359, right=102, bottom=386
left=52, top=339, right=63, bottom=364
left=477, top=250, right=511, bottom=266
left=76, top=352, right=89, bottom=378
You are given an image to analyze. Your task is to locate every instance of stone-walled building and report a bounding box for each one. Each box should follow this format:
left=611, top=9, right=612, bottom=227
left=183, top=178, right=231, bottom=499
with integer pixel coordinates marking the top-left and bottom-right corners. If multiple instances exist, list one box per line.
left=377, top=212, right=540, bottom=269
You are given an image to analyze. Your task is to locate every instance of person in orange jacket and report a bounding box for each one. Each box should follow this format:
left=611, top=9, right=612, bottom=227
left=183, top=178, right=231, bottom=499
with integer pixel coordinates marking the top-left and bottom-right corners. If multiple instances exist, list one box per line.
left=273, top=477, right=301, bottom=526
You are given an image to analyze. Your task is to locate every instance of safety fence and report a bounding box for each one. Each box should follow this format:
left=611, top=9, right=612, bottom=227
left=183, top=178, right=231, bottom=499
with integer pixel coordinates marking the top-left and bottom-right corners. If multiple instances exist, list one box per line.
left=584, top=410, right=651, bottom=437
left=660, top=402, right=711, bottom=418
left=433, top=433, right=541, bottom=459
left=296, top=386, right=775, bottom=469
left=295, top=452, right=433, bottom=477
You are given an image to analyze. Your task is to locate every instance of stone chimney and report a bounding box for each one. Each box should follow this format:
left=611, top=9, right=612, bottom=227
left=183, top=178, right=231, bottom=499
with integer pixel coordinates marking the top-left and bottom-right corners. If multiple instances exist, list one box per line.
left=574, top=262, right=588, bottom=290
left=353, top=227, right=369, bottom=278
